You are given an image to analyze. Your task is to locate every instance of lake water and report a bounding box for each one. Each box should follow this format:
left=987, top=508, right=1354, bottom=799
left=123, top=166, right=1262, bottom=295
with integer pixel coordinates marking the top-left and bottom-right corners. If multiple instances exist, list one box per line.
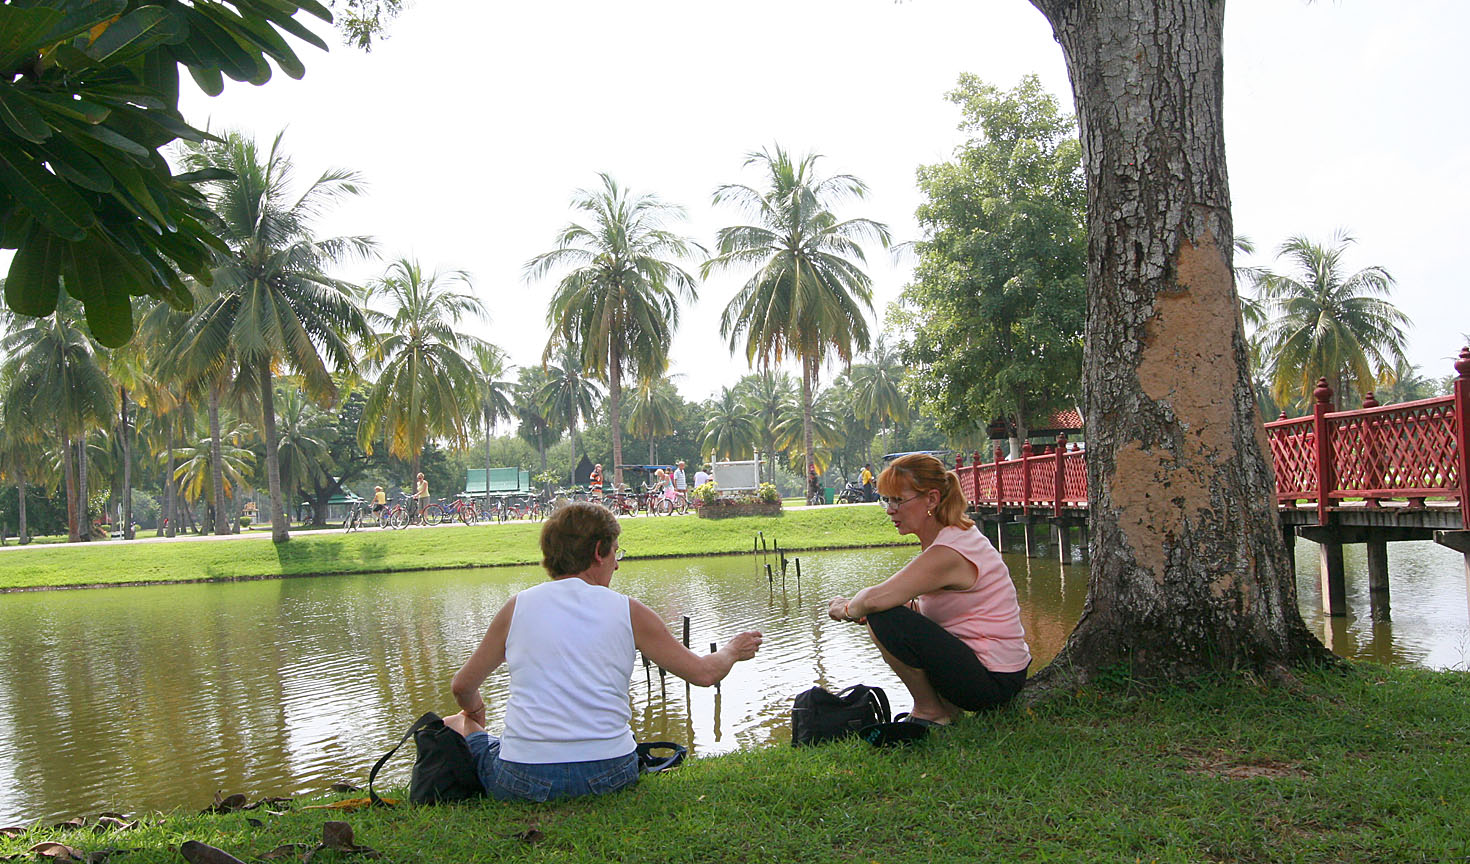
left=0, top=538, right=1462, bottom=824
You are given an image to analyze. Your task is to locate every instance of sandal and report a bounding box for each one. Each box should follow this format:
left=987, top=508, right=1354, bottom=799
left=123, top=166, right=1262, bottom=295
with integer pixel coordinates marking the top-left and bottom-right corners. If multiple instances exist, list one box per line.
left=893, top=712, right=948, bottom=729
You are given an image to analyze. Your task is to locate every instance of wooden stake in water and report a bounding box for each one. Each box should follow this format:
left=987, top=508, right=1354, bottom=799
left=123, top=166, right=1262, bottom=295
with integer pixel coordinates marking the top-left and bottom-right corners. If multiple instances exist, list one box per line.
left=710, top=642, right=720, bottom=693
left=766, top=562, right=773, bottom=587
left=682, top=615, right=690, bottom=648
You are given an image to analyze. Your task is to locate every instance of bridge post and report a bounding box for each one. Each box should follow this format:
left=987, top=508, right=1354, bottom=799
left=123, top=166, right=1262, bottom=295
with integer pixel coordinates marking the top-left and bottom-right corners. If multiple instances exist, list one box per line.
left=1366, top=539, right=1390, bottom=619
left=1020, top=442, right=1038, bottom=557
left=1312, top=379, right=1336, bottom=526
left=972, top=450, right=983, bottom=510
left=1055, top=521, right=1072, bottom=565
left=1318, top=533, right=1348, bottom=617
left=1454, top=348, right=1470, bottom=531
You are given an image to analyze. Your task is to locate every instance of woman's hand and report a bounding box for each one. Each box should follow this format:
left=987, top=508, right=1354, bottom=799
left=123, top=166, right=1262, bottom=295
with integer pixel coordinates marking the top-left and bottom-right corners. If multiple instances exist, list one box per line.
left=828, top=596, right=851, bottom=622
left=723, top=630, right=763, bottom=661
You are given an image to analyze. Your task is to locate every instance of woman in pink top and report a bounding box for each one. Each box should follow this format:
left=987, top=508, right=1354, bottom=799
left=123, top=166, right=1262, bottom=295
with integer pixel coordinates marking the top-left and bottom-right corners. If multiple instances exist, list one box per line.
left=827, top=453, right=1030, bottom=725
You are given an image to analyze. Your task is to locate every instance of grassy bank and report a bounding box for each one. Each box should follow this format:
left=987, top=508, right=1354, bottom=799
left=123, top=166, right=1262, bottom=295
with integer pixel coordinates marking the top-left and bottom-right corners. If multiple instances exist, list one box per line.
left=3, top=664, right=1466, bottom=862
left=0, top=506, right=913, bottom=591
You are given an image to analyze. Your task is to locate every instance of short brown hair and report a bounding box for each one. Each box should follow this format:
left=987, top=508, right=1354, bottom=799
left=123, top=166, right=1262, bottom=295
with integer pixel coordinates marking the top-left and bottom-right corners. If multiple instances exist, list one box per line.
left=540, top=503, right=621, bottom=577
left=877, top=453, right=973, bottom=529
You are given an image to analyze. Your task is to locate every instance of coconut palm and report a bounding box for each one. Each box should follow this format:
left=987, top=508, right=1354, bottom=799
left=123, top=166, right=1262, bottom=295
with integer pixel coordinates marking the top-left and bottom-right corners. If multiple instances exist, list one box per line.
left=356, top=258, right=484, bottom=479
left=470, top=342, right=516, bottom=496
left=175, top=130, right=375, bottom=542
left=0, top=299, right=115, bottom=541
left=272, top=386, right=334, bottom=510
left=527, top=173, right=700, bottom=489
left=625, top=373, right=681, bottom=465
left=0, top=404, right=44, bottom=544
left=705, top=146, right=890, bottom=482
left=538, top=345, right=602, bottom=486
left=514, top=366, right=554, bottom=481
left=737, top=370, right=798, bottom=484
left=772, top=385, right=842, bottom=473
left=171, top=423, right=255, bottom=512
left=700, top=386, right=758, bottom=461
left=1253, top=231, right=1409, bottom=409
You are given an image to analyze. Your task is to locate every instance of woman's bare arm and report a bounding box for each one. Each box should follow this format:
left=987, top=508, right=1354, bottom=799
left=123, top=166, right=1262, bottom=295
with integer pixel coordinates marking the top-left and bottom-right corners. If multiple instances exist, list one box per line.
left=630, top=599, right=761, bottom=687
left=450, top=596, right=516, bottom=726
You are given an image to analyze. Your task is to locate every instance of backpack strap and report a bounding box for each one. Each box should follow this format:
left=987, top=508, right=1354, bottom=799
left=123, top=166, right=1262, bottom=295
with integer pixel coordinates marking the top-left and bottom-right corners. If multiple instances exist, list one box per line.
left=867, top=686, right=892, bottom=725
left=368, top=711, right=442, bottom=806
left=635, top=741, right=687, bottom=773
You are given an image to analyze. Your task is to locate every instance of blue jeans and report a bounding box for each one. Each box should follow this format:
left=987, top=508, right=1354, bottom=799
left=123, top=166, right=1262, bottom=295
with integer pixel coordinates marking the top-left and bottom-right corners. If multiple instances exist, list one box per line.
left=465, top=731, right=638, bottom=802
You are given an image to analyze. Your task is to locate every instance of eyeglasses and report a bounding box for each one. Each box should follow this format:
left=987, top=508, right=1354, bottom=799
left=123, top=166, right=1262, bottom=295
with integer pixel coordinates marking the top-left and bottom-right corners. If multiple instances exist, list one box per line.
left=880, top=494, right=923, bottom=510
left=615, top=548, right=625, bottom=561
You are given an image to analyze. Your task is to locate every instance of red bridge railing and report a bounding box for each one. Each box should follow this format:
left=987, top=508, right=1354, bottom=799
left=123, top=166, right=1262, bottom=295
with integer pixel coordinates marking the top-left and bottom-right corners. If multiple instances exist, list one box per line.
left=955, top=347, right=1470, bottom=527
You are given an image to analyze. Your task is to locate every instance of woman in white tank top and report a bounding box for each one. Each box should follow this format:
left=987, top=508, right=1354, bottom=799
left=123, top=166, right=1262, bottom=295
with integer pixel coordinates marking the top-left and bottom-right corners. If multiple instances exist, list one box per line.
left=443, top=503, right=763, bottom=802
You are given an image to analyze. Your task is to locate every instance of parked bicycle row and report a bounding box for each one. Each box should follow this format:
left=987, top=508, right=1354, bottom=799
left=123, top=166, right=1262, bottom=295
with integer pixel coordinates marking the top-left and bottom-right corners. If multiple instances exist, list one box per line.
left=342, top=486, right=693, bottom=531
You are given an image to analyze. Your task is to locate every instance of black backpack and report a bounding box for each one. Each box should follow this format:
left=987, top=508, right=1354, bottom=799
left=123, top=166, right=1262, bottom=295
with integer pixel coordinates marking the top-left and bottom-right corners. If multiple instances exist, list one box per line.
left=791, top=685, right=891, bottom=746
left=368, top=712, right=484, bottom=805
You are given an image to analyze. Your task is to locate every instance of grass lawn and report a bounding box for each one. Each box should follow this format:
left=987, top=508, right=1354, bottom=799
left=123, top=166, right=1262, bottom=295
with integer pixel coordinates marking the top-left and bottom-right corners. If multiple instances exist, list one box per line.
left=3, top=664, right=1466, bottom=862
left=0, top=505, right=913, bottom=592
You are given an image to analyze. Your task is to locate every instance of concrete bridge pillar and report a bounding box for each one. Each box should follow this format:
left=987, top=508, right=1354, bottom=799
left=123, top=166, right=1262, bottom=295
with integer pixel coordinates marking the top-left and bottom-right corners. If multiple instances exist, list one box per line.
left=1078, top=523, right=1089, bottom=563
left=1318, top=538, right=1347, bottom=617
left=1434, top=530, right=1470, bottom=621
left=1366, top=540, right=1391, bottom=619
left=1023, top=520, right=1039, bottom=558
left=1054, top=521, right=1072, bottom=565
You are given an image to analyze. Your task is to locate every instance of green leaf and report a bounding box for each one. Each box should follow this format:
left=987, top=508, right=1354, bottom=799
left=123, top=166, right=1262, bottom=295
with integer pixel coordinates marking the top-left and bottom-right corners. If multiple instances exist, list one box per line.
left=246, top=1, right=328, bottom=52
left=0, top=87, right=52, bottom=143
left=173, top=167, right=234, bottom=184
left=142, top=48, right=180, bottom=108
left=0, top=6, right=64, bottom=75
left=84, top=6, right=185, bottom=66
left=0, top=148, right=93, bottom=240
left=18, top=90, right=111, bottom=125
left=40, top=135, right=115, bottom=193
left=186, top=61, right=223, bottom=96
left=178, top=7, right=260, bottom=83
left=61, top=235, right=105, bottom=303
left=4, top=225, right=63, bottom=317
left=38, top=0, right=127, bottom=50
left=73, top=121, right=150, bottom=158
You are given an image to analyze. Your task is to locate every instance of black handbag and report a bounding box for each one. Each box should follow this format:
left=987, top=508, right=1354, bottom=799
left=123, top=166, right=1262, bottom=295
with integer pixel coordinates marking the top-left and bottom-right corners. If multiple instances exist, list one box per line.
left=368, top=712, right=485, bottom=805
left=635, top=741, right=688, bottom=773
left=791, top=685, right=891, bottom=746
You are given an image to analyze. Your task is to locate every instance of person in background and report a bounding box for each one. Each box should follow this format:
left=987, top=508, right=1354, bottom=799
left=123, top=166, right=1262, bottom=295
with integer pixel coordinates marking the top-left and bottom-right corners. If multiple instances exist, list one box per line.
left=589, top=463, right=604, bottom=502
left=807, top=464, right=821, bottom=504
left=445, top=503, right=762, bottom=801
left=412, top=472, right=429, bottom=525
left=860, top=463, right=876, bottom=503
left=694, top=463, right=712, bottom=489
left=826, top=453, right=1030, bottom=725
left=652, top=468, right=668, bottom=494
left=371, top=486, right=387, bottom=516
left=672, top=460, right=688, bottom=504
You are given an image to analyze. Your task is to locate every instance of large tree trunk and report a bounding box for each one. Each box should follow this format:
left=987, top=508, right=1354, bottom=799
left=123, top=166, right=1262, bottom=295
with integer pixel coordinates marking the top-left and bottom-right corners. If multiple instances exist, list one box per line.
left=800, top=355, right=816, bottom=478
left=207, top=384, right=229, bottom=536
left=568, top=423, right=577, bottom=487
left=164, top=417, right=178, bottom=538
left=1029, top=0, right=1326, bottom=681
left=76, top=436, right=90, bottom=541
left=17, top=466, right=28, bottom=544
left=484, top=412, right=494, bottom=503
left=609, top=344, right=623, bottom=489
left=260, top=365, right=289, bottom=543
left=120, top=387, right=134, bottom=540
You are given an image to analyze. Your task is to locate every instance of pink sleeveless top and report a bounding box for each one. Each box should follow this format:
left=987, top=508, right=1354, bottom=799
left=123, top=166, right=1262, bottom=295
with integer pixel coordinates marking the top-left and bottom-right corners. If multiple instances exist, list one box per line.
left=917, top=525, right=1031, bottom=673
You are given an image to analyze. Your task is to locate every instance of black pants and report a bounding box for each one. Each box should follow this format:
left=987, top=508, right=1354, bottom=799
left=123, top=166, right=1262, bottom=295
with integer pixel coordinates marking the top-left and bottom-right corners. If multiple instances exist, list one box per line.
left=867, top=606, right=1027, bottom=711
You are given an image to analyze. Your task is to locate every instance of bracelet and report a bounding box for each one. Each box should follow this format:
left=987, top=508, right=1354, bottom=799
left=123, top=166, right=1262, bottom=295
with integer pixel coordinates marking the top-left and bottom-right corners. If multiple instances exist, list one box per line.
left=843, top=602, right=854, bottom=621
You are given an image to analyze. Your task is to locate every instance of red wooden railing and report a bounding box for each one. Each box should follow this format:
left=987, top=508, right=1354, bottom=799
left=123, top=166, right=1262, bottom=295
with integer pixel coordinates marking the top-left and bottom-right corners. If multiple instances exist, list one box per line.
left=955, top=347, right=1470, bottom=528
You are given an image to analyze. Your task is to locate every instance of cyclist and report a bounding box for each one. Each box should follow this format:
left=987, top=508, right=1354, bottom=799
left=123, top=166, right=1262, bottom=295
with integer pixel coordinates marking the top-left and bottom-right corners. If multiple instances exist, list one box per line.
left=372, top=485, right=387, bottom=519
left=671, top=460, right=689, bottom=511
left=860, top=463, right=876, bottom=502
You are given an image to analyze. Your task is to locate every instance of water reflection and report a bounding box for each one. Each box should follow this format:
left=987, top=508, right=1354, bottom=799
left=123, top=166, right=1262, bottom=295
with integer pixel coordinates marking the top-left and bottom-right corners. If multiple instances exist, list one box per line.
left=0, top=538, right=1460, bottom=824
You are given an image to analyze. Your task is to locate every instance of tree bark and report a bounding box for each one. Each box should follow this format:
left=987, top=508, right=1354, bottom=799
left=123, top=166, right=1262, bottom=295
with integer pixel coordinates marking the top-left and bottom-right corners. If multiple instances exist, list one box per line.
left=800, top=355, right=817, bottom=478
left=260, top=365, right=289, bottom=543
left=609, top=341, right=623, bottom=489
left=164, top=417, right=178, bottom=538
left=1028, top=0, right=1327, bottom=681
left=17, top=466, right=28, bottom=544
left=77, top=436, right=90, bottom=541
left=207, top=383, right=229, bottom=536
left=120, top=386, right=134, bottom=540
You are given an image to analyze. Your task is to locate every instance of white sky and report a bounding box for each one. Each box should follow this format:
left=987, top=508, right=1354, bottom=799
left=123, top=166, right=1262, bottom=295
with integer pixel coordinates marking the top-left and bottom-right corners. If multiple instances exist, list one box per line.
left=162, top=0, right=1470, bottom=403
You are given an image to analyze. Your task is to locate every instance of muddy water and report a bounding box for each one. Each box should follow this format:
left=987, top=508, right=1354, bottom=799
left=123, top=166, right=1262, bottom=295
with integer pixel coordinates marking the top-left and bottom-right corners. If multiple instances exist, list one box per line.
left=0, top=538, right=1461, bottom=824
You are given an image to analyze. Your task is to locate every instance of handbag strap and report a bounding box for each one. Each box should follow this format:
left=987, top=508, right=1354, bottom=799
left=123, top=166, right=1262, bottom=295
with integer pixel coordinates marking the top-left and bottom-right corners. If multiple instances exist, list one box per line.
left=836, top=685, right=891, bottom=725
left=636, top=741, right=688, bottom=773
left=368, top=711, right=442, bottom=806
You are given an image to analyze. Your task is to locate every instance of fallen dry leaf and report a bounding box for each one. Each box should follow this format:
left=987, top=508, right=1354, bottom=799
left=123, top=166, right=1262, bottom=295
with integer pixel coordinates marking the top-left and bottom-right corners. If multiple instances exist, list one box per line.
left=299, top=798, right=375, bottom=812
left=201, top=793, right=248, bottom=815
left=0, top=827, right=26, bottom=839
left=260, top=844, right=310, bottom=861
left=179, top=840, right=247, bottom=864
left=302, top=821, right=379, bottom=862
left=50, top=818, right=86, bottom=831
left=507, top=829, right=544, bottom=844
left=92, top=817, right=137, bottom=833
left=27, top=842, right=83, bottom=862
left=244, top=819, right=263, bottom=829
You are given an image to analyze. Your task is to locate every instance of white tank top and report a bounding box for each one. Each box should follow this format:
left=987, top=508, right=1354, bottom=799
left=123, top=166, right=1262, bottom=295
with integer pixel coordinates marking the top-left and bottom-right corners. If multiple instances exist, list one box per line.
left=499, top=578, right=636, bottom=763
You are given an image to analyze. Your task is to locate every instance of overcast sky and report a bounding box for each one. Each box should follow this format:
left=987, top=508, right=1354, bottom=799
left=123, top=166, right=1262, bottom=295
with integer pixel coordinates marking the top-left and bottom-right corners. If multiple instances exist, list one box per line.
left=165, top=0, right=1469, bottom=405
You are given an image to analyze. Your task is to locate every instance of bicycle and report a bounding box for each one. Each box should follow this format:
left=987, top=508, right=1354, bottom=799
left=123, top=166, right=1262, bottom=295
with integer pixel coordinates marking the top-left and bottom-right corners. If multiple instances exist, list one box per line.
left=381, top=494, right=412, bottom=529
left=437, top=496, right=478, bottom=525
left=343, top=502, right=365, bottom=532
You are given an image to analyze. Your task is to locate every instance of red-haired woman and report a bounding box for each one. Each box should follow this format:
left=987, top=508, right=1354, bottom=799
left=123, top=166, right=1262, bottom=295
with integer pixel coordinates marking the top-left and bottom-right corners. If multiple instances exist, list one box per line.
left=827, top=453, right=1030, bottom=725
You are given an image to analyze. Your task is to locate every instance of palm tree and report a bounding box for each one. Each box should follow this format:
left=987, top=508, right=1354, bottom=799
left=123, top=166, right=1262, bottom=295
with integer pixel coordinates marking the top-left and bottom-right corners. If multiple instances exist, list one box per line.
left=849, top=338, right=909, bottom=464
left=470, top=342, right=516, bottom=496
left=538, top=345, right=602, bottom=486
left=1, top=299, right=115, bottom=542
left=172, top=423, right=255, bottom=513
left=624, top=374, right=680, bottom=465
left=514, top=366, right=554, bottom=482
left=357, top=258, right=484, bottom=480
left=272, top=386, right=334, bottom=513
left=0, top=405, right=43, bottom=544
left=705, top=146, right=890, bottom=483
left=737, top=370, right=797, bottom=484
left=700, top=387, right=758, bottom=461
left=527, top=173, right=700, bottom=489
left=176, top=130, right=375, bottom=542
left=772, top=385, right=842, bottom=473
left=1253, top=231, right=1409, bottom=409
